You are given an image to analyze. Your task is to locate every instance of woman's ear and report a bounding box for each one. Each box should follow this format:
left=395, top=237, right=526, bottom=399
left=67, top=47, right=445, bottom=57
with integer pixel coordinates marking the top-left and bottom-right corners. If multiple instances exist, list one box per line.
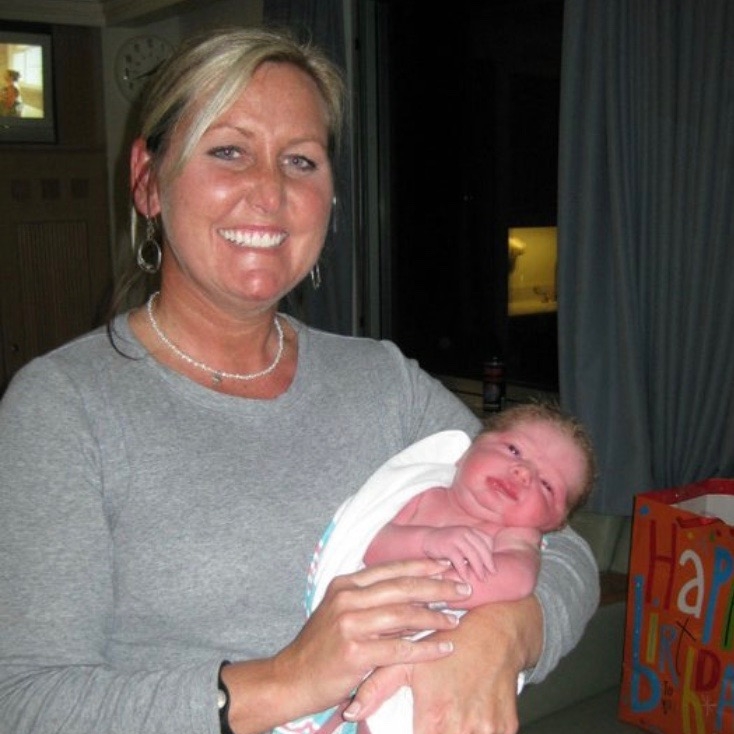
left=130, top=137, right=160, bottom=217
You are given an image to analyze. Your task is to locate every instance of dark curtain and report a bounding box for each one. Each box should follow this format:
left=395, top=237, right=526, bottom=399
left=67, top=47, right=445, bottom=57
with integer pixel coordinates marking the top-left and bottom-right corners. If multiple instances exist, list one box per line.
left=558, top=0, right=734, bottom=515
left=263, top=0, right=355, bottom=335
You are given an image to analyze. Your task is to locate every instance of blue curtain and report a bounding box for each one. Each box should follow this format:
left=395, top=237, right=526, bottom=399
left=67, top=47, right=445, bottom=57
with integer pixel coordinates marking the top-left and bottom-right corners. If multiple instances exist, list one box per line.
left=263, top=0, right=355, bottom=335
left=558, top=0, right=734, bottom=515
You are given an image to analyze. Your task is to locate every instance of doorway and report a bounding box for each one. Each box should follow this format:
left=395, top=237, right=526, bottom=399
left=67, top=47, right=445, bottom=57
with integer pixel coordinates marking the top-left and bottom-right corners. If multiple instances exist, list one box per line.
left=355, top=0, right=564, bottom=390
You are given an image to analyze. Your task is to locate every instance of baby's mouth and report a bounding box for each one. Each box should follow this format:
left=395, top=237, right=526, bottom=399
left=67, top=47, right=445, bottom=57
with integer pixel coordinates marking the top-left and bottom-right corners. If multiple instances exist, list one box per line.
left=489, top=479, right=518, bottom=501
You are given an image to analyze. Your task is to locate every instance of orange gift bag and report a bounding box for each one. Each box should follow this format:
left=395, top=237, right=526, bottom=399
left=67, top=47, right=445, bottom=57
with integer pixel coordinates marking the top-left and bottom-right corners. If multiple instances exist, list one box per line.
left=619, top=479, right=734, bottom=734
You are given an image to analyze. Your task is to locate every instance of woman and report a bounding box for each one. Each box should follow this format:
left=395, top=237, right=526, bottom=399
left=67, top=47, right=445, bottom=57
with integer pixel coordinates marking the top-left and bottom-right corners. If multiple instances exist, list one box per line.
left=0, top=28, right=599, bottom=734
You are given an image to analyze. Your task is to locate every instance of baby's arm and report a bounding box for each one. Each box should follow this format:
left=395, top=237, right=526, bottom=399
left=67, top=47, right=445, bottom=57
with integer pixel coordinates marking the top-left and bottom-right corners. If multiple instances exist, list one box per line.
left=364, top=521, right=496, bottom=582
left=364, top=493, right=497, bottom=582
left=459, top=526, right=542, bottom=607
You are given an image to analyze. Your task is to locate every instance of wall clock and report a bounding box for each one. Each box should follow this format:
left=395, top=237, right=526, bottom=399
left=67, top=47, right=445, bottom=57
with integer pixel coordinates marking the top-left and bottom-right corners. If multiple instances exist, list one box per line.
left=115, top=35, right=174, bottom=101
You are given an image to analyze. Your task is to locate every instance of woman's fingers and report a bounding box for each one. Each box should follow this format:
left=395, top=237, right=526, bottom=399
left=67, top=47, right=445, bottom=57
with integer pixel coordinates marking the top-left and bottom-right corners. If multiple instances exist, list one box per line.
left=343, top=558, right=452, bottom=587
left=331, top=600, right=461, bottom=642
left=274, top=559, right=469, bottom=713
left=329, top=558, right=473, bottom=608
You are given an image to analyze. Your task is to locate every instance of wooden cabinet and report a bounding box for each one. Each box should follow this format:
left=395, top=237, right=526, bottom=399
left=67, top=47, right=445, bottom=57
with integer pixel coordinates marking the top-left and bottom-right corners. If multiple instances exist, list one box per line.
left=0, top=150, right=111, bottom=389
left=0, top=24, right=111, bottom=392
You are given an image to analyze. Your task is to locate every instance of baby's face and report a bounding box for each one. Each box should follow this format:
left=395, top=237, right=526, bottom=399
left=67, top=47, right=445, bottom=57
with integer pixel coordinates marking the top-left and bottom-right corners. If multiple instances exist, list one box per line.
left=452, top=420, right=586, bottom=531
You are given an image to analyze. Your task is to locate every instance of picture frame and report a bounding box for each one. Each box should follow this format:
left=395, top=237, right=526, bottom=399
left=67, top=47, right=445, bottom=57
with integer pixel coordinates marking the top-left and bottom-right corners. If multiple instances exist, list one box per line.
left=0, top=27, right=56, bottom=144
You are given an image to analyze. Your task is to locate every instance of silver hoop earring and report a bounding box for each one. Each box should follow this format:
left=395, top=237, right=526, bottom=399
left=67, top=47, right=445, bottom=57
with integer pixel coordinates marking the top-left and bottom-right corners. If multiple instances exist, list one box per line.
left=136, top=216, right=162, bottom=274
left=310, top=263, right=322, bottom=290
left=331, top=196, right=338, bottom=235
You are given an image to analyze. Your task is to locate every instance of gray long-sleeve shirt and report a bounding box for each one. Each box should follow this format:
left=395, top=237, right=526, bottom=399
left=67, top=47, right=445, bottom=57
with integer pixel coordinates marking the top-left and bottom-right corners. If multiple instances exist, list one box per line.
left=0, top=315, right=599, bottom=734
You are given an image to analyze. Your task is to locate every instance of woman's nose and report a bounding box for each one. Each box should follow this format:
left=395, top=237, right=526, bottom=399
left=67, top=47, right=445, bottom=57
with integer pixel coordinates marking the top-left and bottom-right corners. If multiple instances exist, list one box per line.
left=246, top=164, right=284, bottom=213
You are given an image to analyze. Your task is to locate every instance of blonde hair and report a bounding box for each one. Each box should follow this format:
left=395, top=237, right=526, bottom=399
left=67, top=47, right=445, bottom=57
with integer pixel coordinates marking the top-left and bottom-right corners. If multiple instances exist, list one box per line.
left=139, top=27, right=345, bottom=174
left=484, top=401, right=598, bottom=516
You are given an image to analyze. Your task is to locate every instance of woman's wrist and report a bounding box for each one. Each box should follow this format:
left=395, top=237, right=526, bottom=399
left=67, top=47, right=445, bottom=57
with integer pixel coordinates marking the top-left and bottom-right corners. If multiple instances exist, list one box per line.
left=217, top=662, right=234, bottom=734
left=463, top=595, right=543, bottom=673
left=218, top=656, right=316, bottom=734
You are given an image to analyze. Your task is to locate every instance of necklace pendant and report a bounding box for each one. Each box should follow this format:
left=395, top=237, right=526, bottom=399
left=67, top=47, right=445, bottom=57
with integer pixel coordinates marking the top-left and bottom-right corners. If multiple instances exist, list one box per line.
left=212, top=372, right=224, bottom=385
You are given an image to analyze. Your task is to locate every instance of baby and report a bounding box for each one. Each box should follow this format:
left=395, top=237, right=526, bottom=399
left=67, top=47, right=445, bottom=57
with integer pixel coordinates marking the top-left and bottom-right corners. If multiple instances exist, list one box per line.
left=283, top=402, right=597, bottom=734
left=363, top=401, right=597, bottom=608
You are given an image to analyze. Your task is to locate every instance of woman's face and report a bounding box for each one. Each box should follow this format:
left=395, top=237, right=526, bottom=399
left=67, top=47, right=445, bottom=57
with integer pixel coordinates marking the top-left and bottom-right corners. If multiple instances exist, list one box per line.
left=146, top=61, right=334, bottom=314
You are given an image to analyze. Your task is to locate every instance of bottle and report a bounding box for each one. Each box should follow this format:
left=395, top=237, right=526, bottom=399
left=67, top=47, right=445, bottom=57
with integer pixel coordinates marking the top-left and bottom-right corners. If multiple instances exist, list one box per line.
left=483, top=357, right=506, bottom=413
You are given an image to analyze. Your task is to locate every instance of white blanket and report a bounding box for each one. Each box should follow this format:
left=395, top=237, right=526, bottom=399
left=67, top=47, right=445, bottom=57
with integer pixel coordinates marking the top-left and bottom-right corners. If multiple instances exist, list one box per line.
left=275, top=430, right=471, bottom=734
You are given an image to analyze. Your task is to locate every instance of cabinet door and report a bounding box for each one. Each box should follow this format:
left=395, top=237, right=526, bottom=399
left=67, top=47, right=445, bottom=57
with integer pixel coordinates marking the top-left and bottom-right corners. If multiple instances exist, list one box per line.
left=0, top=151, right=111, bottom=391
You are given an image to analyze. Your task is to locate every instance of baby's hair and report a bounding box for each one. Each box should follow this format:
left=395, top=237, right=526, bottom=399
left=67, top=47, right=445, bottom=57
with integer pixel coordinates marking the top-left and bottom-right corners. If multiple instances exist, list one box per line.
left=484, top=401, right=598, bottom=516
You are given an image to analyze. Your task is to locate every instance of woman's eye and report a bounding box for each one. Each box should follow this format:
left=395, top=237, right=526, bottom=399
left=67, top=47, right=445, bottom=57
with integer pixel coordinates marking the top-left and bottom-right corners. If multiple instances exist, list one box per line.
left=283, top=154, right=317, bottom=172
left=209, top=146, right=242, bottom=161
left=542, top=480, right=554, bottom=494
left=507, top=443, right=520, bottom=456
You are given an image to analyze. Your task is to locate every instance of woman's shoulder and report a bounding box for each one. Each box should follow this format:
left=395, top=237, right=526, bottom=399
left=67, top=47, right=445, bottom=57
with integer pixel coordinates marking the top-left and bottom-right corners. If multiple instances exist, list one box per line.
left=4, top=316, right=143, bottom=400
left=291, top=318, right=478, bottom=436
left=293, top=317, right=411, bottom=368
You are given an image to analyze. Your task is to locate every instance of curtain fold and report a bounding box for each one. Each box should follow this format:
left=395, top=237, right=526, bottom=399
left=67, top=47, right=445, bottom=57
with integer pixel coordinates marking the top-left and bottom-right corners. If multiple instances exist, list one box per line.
left=263, top=0, right=355, bottom=335
left=558, top=0, right=734, bottom=515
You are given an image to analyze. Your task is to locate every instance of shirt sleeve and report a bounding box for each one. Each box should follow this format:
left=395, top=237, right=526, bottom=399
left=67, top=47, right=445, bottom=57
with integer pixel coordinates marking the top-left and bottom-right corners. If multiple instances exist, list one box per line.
left=527, top=524, right=601, bottom=682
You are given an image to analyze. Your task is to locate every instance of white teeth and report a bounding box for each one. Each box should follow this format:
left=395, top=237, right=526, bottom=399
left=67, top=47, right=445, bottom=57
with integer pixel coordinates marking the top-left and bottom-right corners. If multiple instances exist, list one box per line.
left=219, top=229, right=287, bottom=248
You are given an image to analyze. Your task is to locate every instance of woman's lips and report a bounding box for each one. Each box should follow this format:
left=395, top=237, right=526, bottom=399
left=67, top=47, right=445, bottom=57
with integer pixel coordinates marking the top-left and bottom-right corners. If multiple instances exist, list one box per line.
left=218, top=228, right=288, bottom=248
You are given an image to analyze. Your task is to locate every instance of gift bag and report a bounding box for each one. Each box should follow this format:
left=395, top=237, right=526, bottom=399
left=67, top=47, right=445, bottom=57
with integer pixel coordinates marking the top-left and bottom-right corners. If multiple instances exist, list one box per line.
left=619, top=479, right=734, bottom=734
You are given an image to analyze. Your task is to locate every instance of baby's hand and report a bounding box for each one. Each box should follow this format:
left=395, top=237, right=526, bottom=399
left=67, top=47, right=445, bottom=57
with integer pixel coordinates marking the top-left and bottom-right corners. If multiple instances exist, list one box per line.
left=422, top=527, right=496, bottom=582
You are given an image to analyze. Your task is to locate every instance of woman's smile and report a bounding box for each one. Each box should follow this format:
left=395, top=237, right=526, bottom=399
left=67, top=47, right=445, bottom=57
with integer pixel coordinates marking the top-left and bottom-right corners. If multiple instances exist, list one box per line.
left=218, top=227, right=289, bottom=249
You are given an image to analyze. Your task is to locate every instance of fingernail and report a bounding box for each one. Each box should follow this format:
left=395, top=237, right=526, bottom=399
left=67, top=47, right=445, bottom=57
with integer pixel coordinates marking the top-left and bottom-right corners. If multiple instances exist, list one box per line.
left=343, top=701, right=360, bottom=720
left=428, top=601, right=448, bottom=610
left=456, top=583, right=472, bottom=596
left=439, top=641, right=454, bottom=653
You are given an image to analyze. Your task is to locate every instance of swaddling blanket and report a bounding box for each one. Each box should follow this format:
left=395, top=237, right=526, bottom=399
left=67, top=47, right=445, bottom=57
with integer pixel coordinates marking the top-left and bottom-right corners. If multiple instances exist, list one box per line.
left=274, top=430, right=471, bottom=734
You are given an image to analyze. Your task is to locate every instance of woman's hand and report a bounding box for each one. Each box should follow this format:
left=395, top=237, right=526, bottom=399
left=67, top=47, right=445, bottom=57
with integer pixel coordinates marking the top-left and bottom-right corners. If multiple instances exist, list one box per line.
left=221, top=559, right=472, bottom=734
left=280, top=558, right=472, bottom=710
left=345, top=595, right=543, bottom=734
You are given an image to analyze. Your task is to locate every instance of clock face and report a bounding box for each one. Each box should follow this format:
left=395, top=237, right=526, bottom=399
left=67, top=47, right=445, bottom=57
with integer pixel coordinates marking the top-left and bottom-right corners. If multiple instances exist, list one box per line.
left=115, top=35, right=173, bottom=101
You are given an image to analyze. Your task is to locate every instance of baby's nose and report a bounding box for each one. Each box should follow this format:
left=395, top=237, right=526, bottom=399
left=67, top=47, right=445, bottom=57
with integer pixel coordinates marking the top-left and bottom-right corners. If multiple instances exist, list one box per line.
left=511, top=463, right=532, bottom=485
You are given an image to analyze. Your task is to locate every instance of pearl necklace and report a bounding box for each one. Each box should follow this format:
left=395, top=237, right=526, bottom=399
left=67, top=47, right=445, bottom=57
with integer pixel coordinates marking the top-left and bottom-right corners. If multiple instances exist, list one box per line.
left=146, top=291, right=284, bottom=385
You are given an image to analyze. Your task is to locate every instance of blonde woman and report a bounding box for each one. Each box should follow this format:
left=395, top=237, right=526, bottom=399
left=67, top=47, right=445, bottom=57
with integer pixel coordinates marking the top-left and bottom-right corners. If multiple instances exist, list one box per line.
left=0, top=28, right=599, bottom=734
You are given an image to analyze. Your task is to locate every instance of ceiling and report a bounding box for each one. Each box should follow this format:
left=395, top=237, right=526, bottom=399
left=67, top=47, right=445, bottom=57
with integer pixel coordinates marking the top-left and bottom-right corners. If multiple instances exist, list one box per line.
left=0, top=0, right=198, bottom=27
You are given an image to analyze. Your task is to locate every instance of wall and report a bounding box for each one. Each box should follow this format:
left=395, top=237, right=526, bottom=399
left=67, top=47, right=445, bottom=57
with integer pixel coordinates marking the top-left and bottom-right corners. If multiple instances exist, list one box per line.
left=508, top=226, right=557, bottom=316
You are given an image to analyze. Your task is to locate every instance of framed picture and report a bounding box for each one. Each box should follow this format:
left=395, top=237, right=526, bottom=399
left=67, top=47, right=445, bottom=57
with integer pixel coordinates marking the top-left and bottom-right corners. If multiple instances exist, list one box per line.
left=0, top=28, right=56, bottom=143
